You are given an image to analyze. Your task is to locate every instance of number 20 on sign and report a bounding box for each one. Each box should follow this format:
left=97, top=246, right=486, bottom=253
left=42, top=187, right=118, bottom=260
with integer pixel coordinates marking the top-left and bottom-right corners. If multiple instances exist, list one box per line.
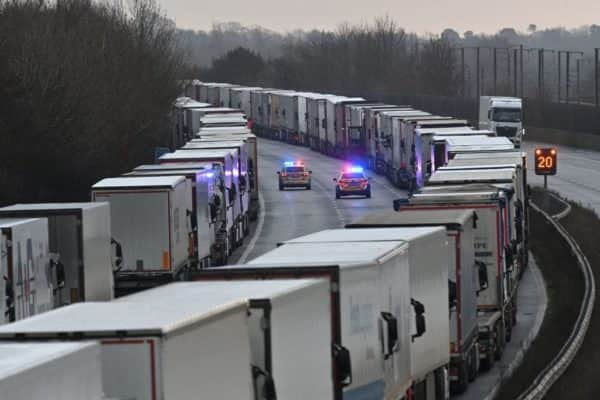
left=534, top=148, right=557, bottom=176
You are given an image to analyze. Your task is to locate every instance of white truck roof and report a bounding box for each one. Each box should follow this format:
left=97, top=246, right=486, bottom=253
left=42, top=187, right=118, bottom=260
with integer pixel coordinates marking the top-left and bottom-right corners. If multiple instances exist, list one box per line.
left=444, top=157, right=522, bottom=168
left=428, top=168, right=515, bottom=184
left=284, top=227, right=443, bottom=244
left=159, top=149, right=233, bottom=161
left=92, top=176, right=185, bottom=190
left=117, top=279, right=324, bottom=304
left=0, top=203, right=106, bottom=212
left=0, top=301, right=247, bottom=338
left=347, top=209, right=476, bottom=227
left=183, top=141, right=245, bottom=149
left=453, top=150, right=524, bottom=160
left=0, top=218, right=42, bottom=229
left=249, top=241, right=408, bottom=266
left=433, top=135, right=511, bottom=145
left=133, top=163, right=211, bottom=171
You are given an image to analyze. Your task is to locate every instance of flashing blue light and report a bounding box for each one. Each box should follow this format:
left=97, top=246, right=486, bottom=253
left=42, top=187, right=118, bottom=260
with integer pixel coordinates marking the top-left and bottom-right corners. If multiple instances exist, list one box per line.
left=283, top=161, right=294, bottom=167
left=348, top=166, right=364, bottom=173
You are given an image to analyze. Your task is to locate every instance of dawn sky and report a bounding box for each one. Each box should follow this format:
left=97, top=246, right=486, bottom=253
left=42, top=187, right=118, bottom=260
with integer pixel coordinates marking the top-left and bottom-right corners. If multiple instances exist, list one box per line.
left=158, top=0, right=600, bottom=34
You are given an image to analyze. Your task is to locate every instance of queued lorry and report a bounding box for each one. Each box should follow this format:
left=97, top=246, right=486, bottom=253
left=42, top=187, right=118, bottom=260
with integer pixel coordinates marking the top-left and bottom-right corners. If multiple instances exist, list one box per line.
left=192, top=131, right=260, bottom=220
left=413, top=128, right=497, bottom=188
left=91, top=176, right=192, bottom=295
left=479, top=96, right=524, bottom=147
left=0, top=203, right=113, bottom=307
left=181, top=140, right=250, bottom=235
left=395, top=183, right=519, bottom=371
left=0, top=300, right=255, bottom=400
left=159, top=149, right=245, bottom=250
left=118, top=279, right=334, bottom=399
left=195, top=239, right=417, bottom=400
left=347, top=209, right=482, bottom=394
left=124, top=163, right=227, bottom=267
left=1, top=218, right=53, bottom=323
left=283, top=228, right=450, bottom=399
left=431, top=135, right=514, bottom=172
left=0, top=342, right=104, bottom=400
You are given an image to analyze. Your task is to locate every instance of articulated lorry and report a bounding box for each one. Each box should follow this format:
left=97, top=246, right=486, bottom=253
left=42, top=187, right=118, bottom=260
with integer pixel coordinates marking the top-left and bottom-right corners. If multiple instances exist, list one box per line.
left=479, top=96, right=523, bottom=147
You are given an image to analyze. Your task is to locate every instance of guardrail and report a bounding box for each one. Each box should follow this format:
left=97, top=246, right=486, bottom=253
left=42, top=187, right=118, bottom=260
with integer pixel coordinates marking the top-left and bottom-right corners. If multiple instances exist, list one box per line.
left=515, top=202, right=595, bottom=400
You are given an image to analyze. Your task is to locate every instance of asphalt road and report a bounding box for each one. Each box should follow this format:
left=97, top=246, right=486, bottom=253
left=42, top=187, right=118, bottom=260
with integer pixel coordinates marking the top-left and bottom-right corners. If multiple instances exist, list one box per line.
left=524, top=140, right=600, bottom=213
left=240, top=138, right=407, bottom=261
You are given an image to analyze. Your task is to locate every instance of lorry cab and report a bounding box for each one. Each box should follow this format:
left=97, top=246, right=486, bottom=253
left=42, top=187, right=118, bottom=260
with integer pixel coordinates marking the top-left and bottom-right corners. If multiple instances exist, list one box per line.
left=479, top=97, right=523, bottom=147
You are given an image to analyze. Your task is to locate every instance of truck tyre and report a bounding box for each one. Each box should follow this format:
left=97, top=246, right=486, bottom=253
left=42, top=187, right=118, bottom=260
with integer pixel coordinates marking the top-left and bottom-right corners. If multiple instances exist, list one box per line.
left=468, top=346, right=478, bottom=381
left=480, top=353, right=493, bottom=372
left=434, top=367, right=447, bottom=400
left=453, top=362, right=469, bottom=394
left=494, top=324, right=504, bottom=361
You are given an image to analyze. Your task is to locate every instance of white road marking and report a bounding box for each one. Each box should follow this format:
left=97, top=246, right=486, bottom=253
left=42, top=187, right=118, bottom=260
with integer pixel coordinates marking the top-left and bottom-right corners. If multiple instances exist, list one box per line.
left=238, top=194, right=265, bottom=263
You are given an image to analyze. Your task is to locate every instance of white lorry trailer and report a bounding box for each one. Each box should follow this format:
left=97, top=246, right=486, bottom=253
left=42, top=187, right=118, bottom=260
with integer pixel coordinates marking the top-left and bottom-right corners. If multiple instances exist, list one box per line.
left=347, top=209, right=482, bottom=394
left=0, top=300, right=254, bottom=400
left=0, top=203, right=113, bottom=307
left=431, top=135, right=514, bottom=172
left=479, top=96, right=523, bottom=147
left=0, top=342, right=103, bottom=400
left=159, top=149, right=243, bottom=249
left=197, top=239, right=416, bottom=400
left=181, top=140, right=250, bottom=235
left=0, top=218, right=52, bottom=323
left=231, top=86, right=262, bottom=116
left=118, top=279, right=333, bottom=400
left=125, top=164, right=226, bottom=267
left=414, top=128, right=495, bottom=188
left=91, top=176, right=191, bottom=295
left=395, top=185, right=518, bottom=371
left=284, top=228, right=450, bottom=399
left=363, top=106, right=412, bottom=172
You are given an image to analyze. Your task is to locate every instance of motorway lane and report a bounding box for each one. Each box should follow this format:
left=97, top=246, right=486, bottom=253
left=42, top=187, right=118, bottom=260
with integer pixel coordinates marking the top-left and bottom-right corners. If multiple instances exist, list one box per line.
left=242, top=138, right=407, bottom=261
left=523, top=141, right=600, bottom=213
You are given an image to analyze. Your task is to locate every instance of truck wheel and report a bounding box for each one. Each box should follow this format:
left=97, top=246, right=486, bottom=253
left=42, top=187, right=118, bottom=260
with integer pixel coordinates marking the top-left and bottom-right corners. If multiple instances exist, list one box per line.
left=453, top=362, right=469, bottom=394
left=468, top=346, right=478, bottom=381
left=494, top=324, right=504, bottom=361
left=480, top=354, right=492, bottom=372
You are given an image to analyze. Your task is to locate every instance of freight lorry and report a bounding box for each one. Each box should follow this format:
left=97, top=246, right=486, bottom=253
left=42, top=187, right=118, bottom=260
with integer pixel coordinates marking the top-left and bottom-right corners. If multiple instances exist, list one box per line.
left=192, top=132, right=259, bottom=220
left=0, top=218, right=52, bottom=323
left=431, top=135, right=514, bottom=172
left=347, top=209, right=482, bottom=394
left=479, top=96, right=523, bottom=147
left=395, top=185, right=518, bottom=371
left=283, top=228, right=450, bottom=400
left=181, top=140, right=250, bottom=235
left=0, top=203, right=113, bottom=307
left=91, top=176, right=191, bottom=294
left=159, top=149, right=243, bottom=249
left=125, top=165, right=226, bottom=267
left=0, top=342, right=103, bottom=400
left=0, top=301, right=255, bottom=400
left=363, top=106, right=412, bottom=172
left=195, top=239, right=417, bottom=400
left=118, top=279, right=334, bottom=400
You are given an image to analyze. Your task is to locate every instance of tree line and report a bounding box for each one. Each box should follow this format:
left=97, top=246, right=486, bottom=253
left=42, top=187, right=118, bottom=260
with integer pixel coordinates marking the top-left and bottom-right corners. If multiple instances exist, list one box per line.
left=0, top=0, right=183, bottom=205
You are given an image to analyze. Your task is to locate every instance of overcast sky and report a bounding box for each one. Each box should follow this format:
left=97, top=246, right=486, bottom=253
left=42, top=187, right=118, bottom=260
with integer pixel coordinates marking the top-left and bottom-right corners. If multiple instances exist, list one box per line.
left=159, top=0, right=600, bottom=34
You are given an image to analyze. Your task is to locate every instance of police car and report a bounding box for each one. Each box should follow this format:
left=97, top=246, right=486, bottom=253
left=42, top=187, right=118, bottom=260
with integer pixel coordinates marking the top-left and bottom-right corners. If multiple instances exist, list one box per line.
left=277, top=161, right=312, bottom=190
left=333, top=166, right=371, bottom=198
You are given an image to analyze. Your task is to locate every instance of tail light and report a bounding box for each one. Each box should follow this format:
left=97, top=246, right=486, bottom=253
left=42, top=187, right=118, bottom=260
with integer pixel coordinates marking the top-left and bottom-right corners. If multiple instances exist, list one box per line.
left=281, top=173, right=287, bottom=177
left=303, top=172, right=309, bottom=176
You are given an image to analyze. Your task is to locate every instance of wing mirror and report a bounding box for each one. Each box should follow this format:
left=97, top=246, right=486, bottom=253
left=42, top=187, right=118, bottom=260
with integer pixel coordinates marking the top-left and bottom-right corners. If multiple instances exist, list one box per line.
left=411, top=298, right=426, bottom=341
left=333, top=343, right=352, bottom=387
left=475, top=261, right=489, bottom=295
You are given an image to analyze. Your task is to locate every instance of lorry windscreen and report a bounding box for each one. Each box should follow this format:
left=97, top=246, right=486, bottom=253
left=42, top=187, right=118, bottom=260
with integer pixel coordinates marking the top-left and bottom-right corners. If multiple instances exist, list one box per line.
left=492, top=108, right=521, bottom=123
